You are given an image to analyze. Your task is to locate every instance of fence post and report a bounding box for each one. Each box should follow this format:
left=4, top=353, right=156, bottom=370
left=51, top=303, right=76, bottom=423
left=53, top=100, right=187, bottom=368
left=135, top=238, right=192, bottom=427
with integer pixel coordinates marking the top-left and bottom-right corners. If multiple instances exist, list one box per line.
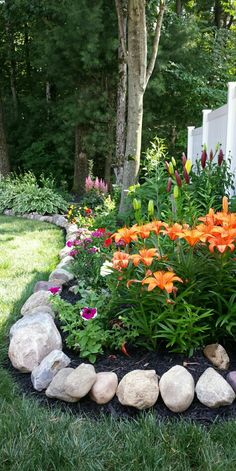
left=187, top=126, right=195, bottom=162
left=202, top=109, right=211, bottom=150
left=226, top=83, right=236, bottom=195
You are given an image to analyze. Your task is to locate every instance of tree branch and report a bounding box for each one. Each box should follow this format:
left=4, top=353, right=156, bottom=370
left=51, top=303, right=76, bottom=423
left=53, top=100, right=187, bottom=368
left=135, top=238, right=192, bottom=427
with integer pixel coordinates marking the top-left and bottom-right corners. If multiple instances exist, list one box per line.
left=145, top=0, right=165, bottom=89
left=115, top=0, right=128, bottom=63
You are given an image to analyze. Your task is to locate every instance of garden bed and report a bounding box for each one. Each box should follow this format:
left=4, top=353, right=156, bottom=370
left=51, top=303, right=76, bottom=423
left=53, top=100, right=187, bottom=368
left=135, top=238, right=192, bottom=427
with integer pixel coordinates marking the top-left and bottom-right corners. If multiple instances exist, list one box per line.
left=5, top=282, right=236, bottom=425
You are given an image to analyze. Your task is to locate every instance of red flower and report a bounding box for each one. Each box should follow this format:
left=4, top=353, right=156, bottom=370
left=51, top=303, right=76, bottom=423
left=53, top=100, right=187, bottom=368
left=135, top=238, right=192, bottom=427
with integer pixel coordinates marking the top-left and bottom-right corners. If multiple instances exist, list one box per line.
left=85, top=208, right=92, bottom=215
left=104, top=237, right=112, bottom=247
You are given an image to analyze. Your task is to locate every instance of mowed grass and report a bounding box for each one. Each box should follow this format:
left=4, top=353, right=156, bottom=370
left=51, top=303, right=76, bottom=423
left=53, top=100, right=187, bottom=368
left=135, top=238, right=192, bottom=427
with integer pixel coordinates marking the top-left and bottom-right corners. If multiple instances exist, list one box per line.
left=1, top=216, right=236, bottom=471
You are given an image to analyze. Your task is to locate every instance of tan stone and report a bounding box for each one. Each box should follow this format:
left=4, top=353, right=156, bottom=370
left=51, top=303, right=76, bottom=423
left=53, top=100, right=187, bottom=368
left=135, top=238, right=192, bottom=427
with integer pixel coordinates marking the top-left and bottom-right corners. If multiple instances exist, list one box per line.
left=21, top=290, right=52, bottom=316
left=9, top=314, right=62, bottom=373
left=64, top=363, right=96, bottom=399
left=159, top=365, right=195, bottom=412
left=31, top=350, right=71, bottom=391
left=49, top=268, right=74, bottom=284
left=89, top=372, right=118, bottom=404
left=203, top=343, right=230, bottom=370
left=116, top=370, right=159, bottom=410
left=196, top=367, right=235, bottom=408
left=46, top=368, right=78, bottom=402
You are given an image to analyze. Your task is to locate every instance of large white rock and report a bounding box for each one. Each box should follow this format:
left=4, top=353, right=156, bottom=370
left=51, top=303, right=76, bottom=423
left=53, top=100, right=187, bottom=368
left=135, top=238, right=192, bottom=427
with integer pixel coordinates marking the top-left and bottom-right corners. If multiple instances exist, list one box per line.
left=203, top=344, right=230, bottom=370
left=196, top=367, right=235, bottom=408
left=8, top=313, right=62, bottom=372
left=33, top=280, right=63, bottom=293
left=31, top=350, right=71, bottom=391
left=64, top=363, right=96, bottom=399
left=66, top=224, right=79, bottom=236
left=49, top=268, right=74, bottom=284
left=116, top=370, right=159, bottom=410
left=46, top=368, right=78, bottom=402
left=89, top=372, right=118, bottom=404
left=25, top=305, right=55, bottom=318
left=21, top=290, right=52, bottom=316
left=159, top=365, right=195, bottom=412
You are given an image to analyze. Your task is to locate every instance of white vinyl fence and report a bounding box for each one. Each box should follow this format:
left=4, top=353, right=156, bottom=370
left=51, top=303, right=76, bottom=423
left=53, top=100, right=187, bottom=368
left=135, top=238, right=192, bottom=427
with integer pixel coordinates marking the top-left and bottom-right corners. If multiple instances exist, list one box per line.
left=187, top=82, right=236, bottom=192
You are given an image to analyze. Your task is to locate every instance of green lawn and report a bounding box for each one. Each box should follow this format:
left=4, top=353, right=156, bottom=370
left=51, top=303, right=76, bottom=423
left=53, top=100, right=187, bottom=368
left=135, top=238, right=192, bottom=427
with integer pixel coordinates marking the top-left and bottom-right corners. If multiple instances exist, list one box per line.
left=1, top=215, right=236, bottom=471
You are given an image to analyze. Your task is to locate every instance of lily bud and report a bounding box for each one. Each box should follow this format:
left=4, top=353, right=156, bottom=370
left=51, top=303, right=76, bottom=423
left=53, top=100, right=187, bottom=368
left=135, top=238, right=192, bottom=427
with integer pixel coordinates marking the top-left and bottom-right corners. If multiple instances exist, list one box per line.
left=183, top=168, right=190, bottom=184
left=147, top=200, right=154, bottom=216
left=209, top=149, right=214, bottom=162
left=174, top=170, right=182, bottom=187
left=201, top=149, right=207, bottom=169
left=168, top=162, right=174, bottom=175
left=171, top=157, right=176, bottom=167
left=185, top=160, right=192, bottom=174
left=218, top=149, right=224, bottom=166
left=182, top=153, right=187, bottom=167
left=167, top=177, right=172, bottom=193
left=165, top=161, right=170, bottom=173
left=173, top=185, right=179, bottom=199
left=133, top=198, right=141, bottom=210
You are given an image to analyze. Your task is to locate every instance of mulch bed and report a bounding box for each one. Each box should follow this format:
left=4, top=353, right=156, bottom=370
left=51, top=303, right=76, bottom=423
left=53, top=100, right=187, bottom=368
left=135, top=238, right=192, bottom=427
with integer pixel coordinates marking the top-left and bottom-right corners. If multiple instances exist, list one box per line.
left=5, top=282, right=236, bottom=425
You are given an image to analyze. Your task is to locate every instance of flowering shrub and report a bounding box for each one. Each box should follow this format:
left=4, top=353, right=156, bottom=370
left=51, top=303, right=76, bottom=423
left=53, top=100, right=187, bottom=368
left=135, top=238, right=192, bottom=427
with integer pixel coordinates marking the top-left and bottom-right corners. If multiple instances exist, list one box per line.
left=85, top=176, right=108, bottom=194
left=68, top=227, right=113, bottom=287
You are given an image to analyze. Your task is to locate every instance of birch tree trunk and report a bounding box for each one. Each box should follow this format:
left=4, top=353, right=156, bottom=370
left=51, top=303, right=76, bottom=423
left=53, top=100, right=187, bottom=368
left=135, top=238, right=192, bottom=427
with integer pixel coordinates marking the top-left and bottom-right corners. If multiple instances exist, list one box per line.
left=115, top=0, right=127, bottom=185
left=119, top=0, right=165, bottom=213
left=0, top=98, right=10, bottom=176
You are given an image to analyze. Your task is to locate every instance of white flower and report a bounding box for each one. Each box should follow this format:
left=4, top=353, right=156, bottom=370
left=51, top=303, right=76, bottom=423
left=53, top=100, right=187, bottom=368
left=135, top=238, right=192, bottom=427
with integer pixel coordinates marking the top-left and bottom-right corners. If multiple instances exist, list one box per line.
left=100, top=260, right=113, bottom=277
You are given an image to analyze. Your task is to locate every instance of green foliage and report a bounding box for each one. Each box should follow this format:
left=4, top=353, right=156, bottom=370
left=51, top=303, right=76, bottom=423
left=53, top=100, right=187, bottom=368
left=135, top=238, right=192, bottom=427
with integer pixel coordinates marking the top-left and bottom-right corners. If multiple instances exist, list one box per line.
left=0, top=172, right=68, bottom=215
left=51, top=285, right=109, bottom=362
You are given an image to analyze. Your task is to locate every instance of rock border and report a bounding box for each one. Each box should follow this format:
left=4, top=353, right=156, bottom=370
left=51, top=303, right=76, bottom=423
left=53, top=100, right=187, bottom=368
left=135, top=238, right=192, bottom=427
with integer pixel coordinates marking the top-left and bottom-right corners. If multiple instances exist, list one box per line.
left=4, top=210, right=236, bottom=412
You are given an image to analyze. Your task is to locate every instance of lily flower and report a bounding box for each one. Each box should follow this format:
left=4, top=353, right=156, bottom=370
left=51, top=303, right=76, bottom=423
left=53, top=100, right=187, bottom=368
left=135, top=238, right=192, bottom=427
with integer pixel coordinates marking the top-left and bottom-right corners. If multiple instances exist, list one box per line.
left=142, top=270, right=183, bottom=293
left=130, top=248, right=159, bottom=267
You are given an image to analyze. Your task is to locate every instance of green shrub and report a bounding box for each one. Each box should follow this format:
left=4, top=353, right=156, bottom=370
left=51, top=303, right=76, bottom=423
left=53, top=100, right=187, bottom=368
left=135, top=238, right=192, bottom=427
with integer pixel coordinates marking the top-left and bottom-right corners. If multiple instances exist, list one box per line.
left=0, top=172, right=68, bottom=215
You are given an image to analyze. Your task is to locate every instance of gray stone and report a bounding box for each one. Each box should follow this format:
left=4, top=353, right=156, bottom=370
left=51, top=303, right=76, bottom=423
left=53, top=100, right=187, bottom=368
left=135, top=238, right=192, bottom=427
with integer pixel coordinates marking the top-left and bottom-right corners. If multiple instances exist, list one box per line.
left=159, top=365, right=195, bottom=412
left=59, top=246, right=74, bottom=259
left=21, top=290, right=52, bottom=316
left=64, top=363, right=96, bottom=399
left=203, top=344, right=230, bottom=370
left=90, top=372, right=118, bottom=404
left=196, top=367, right=235, bottom=408
left=116, top=370, right=159, bottom=410
left=8, top=314, right=62, bottom=372
left=31, top=350, right=71, bottom=391
left=66, top=224, right=79, bottom=236
left=51, top=215, right=68, bottom=228
left=226, top=371, right=236, bottom=393
left=46, top=368, right=78, bottom=402
left=34, top=280, right=63, bottom=293
left=49, top=268, right=74, bottom=284
left=27, top=305, right=55, bottom=318
left=57, top=256, right=74, bottom=270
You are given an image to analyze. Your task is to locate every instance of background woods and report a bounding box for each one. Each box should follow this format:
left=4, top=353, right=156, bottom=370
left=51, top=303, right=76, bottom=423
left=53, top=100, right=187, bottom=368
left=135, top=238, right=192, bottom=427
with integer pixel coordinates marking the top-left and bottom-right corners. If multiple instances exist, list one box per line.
left=0, top=0, right=235, bottom=194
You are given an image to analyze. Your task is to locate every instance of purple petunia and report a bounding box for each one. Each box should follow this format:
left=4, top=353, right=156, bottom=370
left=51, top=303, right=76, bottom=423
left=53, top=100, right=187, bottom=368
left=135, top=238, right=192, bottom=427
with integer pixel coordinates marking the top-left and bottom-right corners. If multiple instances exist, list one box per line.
left=48, top=286, right=61, bottom=295
left=69, top=249, right=77, bottom=257
left=80, top=307, right=97, bottom=321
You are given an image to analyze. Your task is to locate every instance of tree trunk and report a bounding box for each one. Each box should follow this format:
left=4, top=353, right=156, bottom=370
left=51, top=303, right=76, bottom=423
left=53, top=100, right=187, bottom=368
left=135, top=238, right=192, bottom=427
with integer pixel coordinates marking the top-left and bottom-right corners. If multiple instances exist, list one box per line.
left=176, top=0, right=182, bottom=16
left=119, top=0, right=147, bottom=213
left=115, top=0, right=127, bottom=185
left=73, top=125, right=88, bottom=195
left=0, top=98, right=10, bottom=176
left=5, top=19, right=18, bottom=117
left=118, top=0, right=165, bottom=214
left=214, top=0, right=223, bottom=28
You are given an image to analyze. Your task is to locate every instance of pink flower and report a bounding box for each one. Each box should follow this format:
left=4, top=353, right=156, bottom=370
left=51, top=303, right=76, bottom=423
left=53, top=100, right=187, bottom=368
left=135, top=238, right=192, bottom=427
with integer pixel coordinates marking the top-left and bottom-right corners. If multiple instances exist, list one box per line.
left=80, top=307, right=97, bottom=320
left=85, top=176, right=94, bottom=192
left=48, top=286, right=61, bottom=295
left=66, top=240, right=74, bottom=247
left=69, top=249, right=77, bottom=257
left=94, top=177, right=100, bottom=190
left=88, top=246, right=98, bottom=253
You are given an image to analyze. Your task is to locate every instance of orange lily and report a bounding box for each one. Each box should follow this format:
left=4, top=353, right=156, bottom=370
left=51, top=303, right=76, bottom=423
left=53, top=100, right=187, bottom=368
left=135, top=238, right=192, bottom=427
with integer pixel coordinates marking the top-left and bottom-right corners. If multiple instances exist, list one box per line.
left=112, top=227, right=138, bottom=244
left=146, top=220, right=164, bottom=235
left=177, top=228, right=205, bottom=246
left=142, top=270, right=183, bottom=293
left=162, top=223, right=183, bottom=241
left=130, top=248, right=159, bottom=267
left=207, top=234, right=235, bottom=253
left=132, top=224, right=150, bottom=239
left=112, top=251, right=130, bottom=270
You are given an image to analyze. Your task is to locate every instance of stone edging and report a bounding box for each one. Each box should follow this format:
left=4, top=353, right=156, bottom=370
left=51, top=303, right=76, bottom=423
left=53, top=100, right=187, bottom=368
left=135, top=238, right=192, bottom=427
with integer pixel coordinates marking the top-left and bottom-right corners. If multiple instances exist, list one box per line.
left=5, top=211, right=236, bottom=412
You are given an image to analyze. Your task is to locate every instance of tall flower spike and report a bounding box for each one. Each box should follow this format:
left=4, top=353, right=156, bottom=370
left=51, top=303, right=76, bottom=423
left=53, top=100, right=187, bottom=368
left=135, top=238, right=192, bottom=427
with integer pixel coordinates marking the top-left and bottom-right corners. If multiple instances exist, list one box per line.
left=201, top=149, right=207, bottom=169
left=218, top=149, right=224, bottom=166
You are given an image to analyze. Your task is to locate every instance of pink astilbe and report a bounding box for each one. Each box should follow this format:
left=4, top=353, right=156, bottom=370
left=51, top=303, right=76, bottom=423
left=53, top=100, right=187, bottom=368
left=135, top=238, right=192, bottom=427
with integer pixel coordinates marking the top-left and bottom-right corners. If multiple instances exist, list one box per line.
left=99, top=178, right=108, bottom=193
left=94, top=177, right=100, bottom=190
left=85, top=176, right=94, bottom=192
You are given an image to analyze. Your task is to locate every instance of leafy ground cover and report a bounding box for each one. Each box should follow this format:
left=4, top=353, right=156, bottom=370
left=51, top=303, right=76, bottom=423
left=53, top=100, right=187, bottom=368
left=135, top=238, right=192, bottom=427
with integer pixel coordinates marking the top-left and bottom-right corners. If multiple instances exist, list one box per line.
left=2, top=216, right=236, bottom=470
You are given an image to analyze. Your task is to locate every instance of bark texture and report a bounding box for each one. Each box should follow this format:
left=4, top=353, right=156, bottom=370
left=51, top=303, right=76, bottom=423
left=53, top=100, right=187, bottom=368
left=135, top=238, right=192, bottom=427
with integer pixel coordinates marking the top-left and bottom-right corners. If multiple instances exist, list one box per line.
left=0, top=98, right=10, bottom=176
left=73, top=126, right=88, bottom=195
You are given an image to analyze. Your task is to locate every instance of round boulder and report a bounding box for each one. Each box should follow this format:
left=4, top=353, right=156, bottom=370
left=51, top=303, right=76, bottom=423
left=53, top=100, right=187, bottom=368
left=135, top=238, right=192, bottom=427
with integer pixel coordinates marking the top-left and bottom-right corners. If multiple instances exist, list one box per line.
left=116, top=369, right=159, bottom=410
left=159, top=365, right=195, bottom=412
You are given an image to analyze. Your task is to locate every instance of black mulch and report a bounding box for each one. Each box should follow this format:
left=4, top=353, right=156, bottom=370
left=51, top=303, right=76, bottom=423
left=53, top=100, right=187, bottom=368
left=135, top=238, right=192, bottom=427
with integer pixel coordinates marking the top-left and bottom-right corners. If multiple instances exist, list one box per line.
left=4, top=282, right=236, bottom=425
